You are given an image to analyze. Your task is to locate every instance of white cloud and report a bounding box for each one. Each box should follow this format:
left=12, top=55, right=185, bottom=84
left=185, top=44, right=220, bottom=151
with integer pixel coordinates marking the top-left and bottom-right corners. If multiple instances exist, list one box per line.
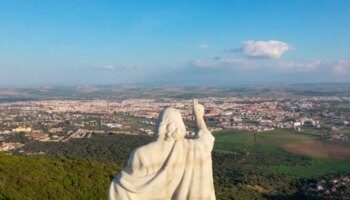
left=192, top=59, right=248, bottom=68
left=198, top=44, right=209, bottom=49
left=100, top=64, right=140, bottom=71
left=278, top=60, right=350, bottom=75
left=242, top=40, right=291, bottom=59
left=101, top=65, right=116, bottom=70
left=333, top=60, right=350, bottom=75
left=279, top=60, right=321, bottom=71
left=191, top=58, right=320, bottom=71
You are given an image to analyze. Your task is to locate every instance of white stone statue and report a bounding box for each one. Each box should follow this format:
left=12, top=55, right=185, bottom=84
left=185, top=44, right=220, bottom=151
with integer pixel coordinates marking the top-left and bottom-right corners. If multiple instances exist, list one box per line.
left=109, top=100, right=215, bottom=200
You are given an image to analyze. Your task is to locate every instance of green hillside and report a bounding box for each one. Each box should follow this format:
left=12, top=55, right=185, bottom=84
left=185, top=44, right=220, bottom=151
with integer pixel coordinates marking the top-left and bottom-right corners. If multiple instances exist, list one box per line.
left=1, top=131, right=350, bottom=199
left=0, top=154, right=118, bottom=200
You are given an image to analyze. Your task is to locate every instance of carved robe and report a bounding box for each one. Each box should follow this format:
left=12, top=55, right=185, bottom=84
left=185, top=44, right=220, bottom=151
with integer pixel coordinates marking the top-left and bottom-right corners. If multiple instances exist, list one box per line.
left=109, top=130, right=215, bottom=200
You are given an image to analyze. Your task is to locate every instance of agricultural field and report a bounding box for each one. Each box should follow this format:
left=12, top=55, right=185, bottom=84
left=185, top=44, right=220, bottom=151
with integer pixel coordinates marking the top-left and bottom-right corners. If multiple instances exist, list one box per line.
left=284, top=140, right=350, bottom=160
left=214, top=129, right=316, bottom=154
left=214, top=130, right=350, bottom=178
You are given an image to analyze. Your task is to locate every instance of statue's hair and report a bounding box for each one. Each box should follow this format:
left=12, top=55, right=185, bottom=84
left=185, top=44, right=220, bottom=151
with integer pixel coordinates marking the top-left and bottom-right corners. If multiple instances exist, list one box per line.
left=154, top=107, right=186, bottom=141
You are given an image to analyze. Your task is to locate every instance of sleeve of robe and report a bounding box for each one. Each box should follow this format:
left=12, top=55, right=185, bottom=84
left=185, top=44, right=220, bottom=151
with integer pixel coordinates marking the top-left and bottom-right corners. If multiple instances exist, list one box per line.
left=196, top=128, right=215, bottom=152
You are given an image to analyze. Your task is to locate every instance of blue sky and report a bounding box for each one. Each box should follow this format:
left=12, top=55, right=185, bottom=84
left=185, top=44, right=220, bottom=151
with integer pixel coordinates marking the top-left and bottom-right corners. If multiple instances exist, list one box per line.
left=0, top=0, right=349, bottom=85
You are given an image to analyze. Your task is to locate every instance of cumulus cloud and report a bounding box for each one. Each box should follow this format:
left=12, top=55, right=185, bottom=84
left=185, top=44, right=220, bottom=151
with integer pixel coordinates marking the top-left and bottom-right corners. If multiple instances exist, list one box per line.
left=333, top=60, right=350, bottom=75
left=242, top=40, right=291, bottom=59
left=191, top=58, right=248, bottom=68
left=198, top=44, right=209, bottom=49
left=279, top=60, right=321, bottom=71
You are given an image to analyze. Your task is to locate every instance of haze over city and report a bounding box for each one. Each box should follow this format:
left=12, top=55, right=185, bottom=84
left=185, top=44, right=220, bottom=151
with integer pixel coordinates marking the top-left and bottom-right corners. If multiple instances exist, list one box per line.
left=1, top=0, right=349, bottom=85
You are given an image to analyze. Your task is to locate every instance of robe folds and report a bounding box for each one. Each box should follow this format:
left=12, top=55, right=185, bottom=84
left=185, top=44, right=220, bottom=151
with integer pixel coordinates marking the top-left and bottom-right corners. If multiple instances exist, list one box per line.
left=109, top=131, right=215, bottom=200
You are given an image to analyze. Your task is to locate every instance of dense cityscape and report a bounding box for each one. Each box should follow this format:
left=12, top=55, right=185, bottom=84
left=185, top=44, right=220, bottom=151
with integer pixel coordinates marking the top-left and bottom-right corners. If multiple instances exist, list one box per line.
left=1, top=96, right=349, bottom=152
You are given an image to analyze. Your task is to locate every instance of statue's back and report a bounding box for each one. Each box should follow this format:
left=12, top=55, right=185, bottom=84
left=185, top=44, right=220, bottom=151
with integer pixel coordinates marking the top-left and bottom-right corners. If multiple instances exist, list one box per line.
left=109, top=105, right=215, bottom=200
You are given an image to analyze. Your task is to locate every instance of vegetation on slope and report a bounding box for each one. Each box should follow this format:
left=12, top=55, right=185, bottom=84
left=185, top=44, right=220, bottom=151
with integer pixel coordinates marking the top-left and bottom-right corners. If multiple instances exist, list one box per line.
left=0, top=154, right=118, bottom=200
left=1, top=130, right=350, bottom=199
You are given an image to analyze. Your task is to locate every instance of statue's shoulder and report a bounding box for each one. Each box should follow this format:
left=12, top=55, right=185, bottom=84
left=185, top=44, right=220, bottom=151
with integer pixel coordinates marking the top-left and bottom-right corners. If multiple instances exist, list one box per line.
left=133, top=140, right=174, bottom=161
left=133, top=141, right=159, bottom=156
left=127, top=142, right=158, bottom=168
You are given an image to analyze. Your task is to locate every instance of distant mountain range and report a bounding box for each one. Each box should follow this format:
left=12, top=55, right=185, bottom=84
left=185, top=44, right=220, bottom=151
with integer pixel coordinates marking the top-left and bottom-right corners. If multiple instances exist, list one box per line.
left=0, top=83, right=349, bottom=102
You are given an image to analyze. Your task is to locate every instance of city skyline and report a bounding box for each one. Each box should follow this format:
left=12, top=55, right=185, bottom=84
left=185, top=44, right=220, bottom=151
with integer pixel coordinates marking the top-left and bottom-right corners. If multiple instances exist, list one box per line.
left=0, top=0, right=349, bottom=85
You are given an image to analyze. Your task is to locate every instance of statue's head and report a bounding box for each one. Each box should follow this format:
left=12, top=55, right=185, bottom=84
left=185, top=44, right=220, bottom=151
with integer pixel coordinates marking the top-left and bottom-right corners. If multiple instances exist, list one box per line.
left=154, top=107, right=186, bottom=141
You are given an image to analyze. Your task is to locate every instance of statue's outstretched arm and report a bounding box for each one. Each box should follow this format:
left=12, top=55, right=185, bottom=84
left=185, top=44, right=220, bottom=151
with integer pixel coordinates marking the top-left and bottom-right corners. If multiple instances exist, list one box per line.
left=193, top=99, right=209, bottom=136
left=193, top=99, right=215, bottom=151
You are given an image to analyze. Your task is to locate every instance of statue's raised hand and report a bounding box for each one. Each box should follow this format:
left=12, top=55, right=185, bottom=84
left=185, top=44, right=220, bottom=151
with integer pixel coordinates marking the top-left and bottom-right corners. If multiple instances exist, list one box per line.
left=193, top=99, right=205, bottom=119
